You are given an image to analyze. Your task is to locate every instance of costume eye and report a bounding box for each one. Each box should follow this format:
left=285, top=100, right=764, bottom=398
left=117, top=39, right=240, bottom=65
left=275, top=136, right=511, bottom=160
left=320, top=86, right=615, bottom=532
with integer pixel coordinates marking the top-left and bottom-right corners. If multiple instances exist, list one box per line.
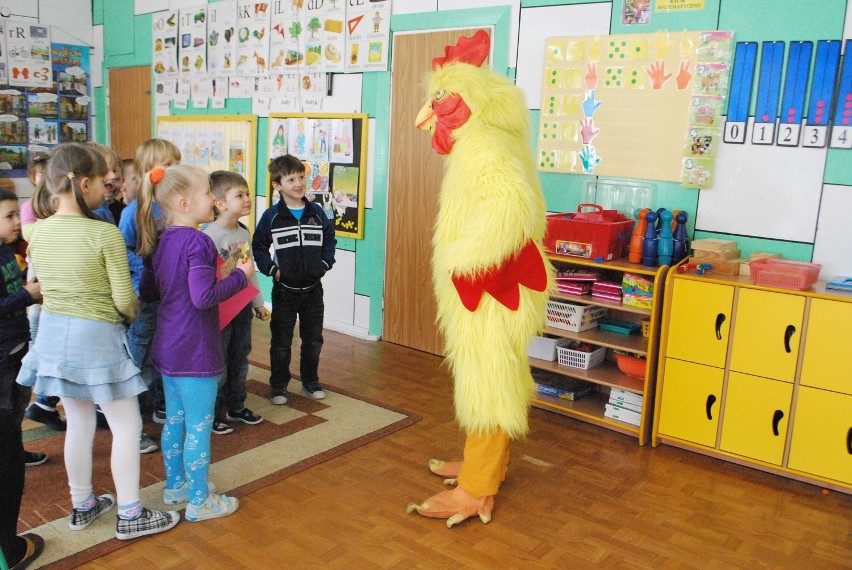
left=434, top=88, right=446, bottom=101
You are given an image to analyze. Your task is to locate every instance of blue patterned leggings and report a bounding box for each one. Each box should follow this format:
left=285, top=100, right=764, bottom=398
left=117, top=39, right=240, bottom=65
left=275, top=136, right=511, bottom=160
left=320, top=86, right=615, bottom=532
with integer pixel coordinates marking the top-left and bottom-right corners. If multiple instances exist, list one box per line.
left=161, top=375, right=218, bottom=506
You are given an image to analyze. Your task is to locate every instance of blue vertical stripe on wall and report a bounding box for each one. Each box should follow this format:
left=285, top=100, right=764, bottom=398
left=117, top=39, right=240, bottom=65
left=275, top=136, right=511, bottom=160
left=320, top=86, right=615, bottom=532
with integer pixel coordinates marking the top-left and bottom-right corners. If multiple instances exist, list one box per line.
left=807, top=41, right=841, bottom=125
left=832, top=40, right=852, bottom=128
left=754, top=42, right=784, bottom=124
left=727, top=42, right=758, bottom=122
left=779, top=41, right=812, bottom=125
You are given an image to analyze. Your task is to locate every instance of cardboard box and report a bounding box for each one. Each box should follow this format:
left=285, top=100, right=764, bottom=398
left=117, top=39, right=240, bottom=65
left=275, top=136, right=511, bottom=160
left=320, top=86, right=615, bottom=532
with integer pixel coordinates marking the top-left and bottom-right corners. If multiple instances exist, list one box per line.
left=622, top=292, right=654, bottom=310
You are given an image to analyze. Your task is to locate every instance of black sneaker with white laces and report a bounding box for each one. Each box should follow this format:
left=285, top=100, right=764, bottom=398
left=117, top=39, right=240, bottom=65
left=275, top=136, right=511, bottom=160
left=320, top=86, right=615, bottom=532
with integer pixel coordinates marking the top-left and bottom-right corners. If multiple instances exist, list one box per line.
left=24, top=403, right=67, bottom=431
left=69, top=494, right=115, bottom=530
left=24, top=450, right=47, bottom=467
left=225, top=407, right=263, bottom=425
left=115, top=508, right=180, bottom=540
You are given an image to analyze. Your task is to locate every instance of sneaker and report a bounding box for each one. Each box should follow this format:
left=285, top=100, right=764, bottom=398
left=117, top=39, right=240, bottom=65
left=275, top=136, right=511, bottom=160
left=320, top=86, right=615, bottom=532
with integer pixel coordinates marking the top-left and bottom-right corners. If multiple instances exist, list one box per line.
left=152, top=409, right=166, bottom=424
left=24, top=403, right=67, bottom=431
left=140, top=432, right=158, bottom=454
left=269, top=390, right=288, bottom=405
left=8, top=533, right=44, bottom=569
left=185, top=493, right=239, bottom=522
left=211, top=419, right=233, bottom=435
left=302, top=383, right=326, bottom=400
left=115, top=508, right=180, bottom=540
left=226, top=407, right=263, bottom=425
left=163, top=481, right=216, bottom=505
left=24, top=450, right=47, bottom=467
left=69, top=494, right=115, bottom=530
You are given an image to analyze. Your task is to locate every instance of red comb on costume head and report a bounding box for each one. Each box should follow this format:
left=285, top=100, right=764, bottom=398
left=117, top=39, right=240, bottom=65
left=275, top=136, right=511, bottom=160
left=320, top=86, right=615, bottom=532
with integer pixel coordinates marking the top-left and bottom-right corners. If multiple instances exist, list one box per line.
left=432, top=29, right=490, bottom=70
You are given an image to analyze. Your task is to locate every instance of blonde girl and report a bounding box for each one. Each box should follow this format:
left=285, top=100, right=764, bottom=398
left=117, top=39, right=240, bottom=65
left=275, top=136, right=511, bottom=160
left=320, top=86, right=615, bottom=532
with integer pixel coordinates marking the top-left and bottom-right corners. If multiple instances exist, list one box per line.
left=16, top=143, right=179, bottom=540
left=137, top=164, right=252, bottom=521
left=120, top=139, right=181, bottom=447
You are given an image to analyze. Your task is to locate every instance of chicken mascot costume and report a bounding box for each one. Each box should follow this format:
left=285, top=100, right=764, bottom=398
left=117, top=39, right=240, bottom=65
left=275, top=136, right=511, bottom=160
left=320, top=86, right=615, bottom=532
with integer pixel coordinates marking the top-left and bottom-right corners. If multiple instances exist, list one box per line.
left=406, top=30, right=554, bottom=527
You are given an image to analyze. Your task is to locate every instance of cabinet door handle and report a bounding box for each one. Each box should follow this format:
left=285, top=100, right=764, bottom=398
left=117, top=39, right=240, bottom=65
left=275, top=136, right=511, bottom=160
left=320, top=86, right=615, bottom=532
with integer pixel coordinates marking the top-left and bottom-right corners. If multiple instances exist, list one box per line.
left=847, top=427, right=852, bottom=455
left=783, top=325, right=796, bottom=353
left=715, top=313, right=726, bottom=340
left=705, top=394, right=717, bottom=420
left=771, top=410, right=784, bottom=436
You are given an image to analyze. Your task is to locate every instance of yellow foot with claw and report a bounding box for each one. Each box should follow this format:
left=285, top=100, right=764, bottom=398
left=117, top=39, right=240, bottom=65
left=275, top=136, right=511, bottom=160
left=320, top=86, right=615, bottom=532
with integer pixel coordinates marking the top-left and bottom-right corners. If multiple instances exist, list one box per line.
left=428, top=458, right=462, bottom=478
left=406, top=486, right=494, bottom=527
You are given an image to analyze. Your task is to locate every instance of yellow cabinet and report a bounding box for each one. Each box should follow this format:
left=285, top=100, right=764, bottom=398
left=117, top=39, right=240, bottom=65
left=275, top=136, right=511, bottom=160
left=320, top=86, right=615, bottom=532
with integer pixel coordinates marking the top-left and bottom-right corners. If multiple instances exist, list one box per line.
left=657, top=358, right=724, bottom=447
left=719, top=372, right=792, bottom=465
left=788, top=387, right=852, bottom=486
left=729, top=289, right=805, bottom=382
left=800, top=299, right=852, bottom=394
left=665, top=280, right=733, bottom=368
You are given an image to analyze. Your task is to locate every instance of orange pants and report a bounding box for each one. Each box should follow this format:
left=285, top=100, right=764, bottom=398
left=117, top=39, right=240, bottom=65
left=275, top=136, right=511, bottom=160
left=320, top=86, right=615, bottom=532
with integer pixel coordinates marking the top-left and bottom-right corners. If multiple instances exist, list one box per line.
left=457, top=430, right=510, bottom=497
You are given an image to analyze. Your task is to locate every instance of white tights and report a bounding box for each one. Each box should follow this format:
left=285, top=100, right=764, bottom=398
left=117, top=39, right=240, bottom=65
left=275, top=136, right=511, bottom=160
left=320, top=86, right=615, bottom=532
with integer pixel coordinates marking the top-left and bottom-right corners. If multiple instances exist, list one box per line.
left=60, top=396, right=142, bottom=507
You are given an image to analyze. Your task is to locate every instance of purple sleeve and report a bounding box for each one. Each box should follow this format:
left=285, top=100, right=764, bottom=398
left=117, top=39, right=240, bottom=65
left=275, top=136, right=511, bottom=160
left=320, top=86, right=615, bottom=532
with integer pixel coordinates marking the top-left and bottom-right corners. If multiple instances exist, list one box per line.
left=186, top=234, right=248, bottom=310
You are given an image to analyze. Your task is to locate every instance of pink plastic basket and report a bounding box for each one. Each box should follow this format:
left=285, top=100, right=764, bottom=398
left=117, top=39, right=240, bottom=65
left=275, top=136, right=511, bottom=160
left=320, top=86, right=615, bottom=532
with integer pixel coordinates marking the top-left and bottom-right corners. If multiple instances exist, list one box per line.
left=749, top=258, right=822, bottom=290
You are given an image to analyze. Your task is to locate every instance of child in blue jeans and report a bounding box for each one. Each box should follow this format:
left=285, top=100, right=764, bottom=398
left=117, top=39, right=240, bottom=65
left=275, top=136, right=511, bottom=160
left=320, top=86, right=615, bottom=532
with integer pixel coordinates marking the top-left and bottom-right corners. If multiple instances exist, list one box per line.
left=203, top=171, right=268, bottom=434
left=138, top=164, right=252, bottom=521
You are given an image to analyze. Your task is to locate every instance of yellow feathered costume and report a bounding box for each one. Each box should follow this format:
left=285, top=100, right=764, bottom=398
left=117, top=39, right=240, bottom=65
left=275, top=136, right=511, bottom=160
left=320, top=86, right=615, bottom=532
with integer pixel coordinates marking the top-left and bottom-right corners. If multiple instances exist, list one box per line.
left=407, top=30, right=554, bottom=526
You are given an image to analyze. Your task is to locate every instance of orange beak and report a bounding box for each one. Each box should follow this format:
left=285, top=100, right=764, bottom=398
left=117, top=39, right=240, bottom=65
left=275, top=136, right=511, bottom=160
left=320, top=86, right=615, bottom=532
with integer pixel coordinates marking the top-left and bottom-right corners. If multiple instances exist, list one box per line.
left=415, top=101, right=436, bottom=132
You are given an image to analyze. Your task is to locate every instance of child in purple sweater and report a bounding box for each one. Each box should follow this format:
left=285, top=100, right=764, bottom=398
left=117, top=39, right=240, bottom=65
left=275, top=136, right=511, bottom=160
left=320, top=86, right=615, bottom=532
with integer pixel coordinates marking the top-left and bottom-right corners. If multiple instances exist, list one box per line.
left=137, top=165, right=253, bottom=522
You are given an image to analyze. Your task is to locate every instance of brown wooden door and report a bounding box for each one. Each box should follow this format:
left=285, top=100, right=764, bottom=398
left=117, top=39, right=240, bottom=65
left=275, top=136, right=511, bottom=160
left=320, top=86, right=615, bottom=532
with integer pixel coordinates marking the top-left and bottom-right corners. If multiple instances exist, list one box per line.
left=383, top=29, right=482, bottom=356
left=108, top=66, right=151, bottom=161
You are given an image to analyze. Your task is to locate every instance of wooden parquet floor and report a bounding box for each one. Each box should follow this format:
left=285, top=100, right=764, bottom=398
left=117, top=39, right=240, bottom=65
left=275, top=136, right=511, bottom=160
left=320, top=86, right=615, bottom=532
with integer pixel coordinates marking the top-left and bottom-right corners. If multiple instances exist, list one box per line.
left=79, top=321, right=851, bottom=569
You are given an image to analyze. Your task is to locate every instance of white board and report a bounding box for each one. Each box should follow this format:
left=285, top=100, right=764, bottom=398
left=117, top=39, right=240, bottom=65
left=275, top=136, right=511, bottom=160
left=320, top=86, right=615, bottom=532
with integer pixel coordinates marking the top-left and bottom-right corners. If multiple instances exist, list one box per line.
left=515, top=3, right=611, bottom=110
left=812, top=184, right=852, bottom=277
left=696, top=118, right=825, bottom=242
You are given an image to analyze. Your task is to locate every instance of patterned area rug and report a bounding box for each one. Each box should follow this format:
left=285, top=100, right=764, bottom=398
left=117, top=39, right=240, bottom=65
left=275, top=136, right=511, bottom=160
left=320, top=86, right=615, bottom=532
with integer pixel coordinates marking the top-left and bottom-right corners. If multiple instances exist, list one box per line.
left=18, top=365, right=419, bottom=569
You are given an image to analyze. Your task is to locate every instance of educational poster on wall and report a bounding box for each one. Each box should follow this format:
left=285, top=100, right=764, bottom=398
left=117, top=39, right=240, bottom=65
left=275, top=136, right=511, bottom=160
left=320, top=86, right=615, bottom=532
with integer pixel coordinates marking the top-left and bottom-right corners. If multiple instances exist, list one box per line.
left=622, top=0, right=651, bottom=25
left=537, top=30, right=731, bottom=187
left=207, top=0, right=237, bottom=75
left=6, top=21, right=51, bottom=89
left=303, top=0, right=345, bottom=73
left=152, top=10, right=179, bottom=76
left=234, top=1, right=271, bottom=76
left=269, top=73, right=300, bottom=113
left=269, top=0, right=305, bottom=74
left=345, top=0, right=391, bottom=72
left=655, top=0, right=705, bottom=12
left=0, top=43, right=90, bottom=177
left=0, top=23, right=7, bottom=85
left=269, top=113, right=367, bottom=239
left=178, top=4, right=208, bottom=76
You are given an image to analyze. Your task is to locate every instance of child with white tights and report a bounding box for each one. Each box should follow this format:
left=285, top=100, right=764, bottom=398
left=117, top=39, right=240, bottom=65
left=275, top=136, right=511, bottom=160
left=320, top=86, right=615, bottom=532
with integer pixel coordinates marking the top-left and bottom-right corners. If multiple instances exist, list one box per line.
left=137, top=164, right=252, bottom=521
left=16, top=143, right=180, bottom=540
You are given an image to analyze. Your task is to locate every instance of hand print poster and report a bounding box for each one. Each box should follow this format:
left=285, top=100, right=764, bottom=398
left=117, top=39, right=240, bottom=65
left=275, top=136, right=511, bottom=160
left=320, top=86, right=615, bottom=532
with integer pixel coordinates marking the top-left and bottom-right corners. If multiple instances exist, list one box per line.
left=268, top=112, right=367, bottom=239
left=536, top=30, right=732, bottom=187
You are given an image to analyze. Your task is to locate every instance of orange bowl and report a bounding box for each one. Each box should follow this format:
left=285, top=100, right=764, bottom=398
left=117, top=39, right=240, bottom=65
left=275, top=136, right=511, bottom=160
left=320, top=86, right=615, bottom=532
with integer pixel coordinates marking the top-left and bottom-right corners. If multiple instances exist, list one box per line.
left=615, top=353, right=645, bottom=378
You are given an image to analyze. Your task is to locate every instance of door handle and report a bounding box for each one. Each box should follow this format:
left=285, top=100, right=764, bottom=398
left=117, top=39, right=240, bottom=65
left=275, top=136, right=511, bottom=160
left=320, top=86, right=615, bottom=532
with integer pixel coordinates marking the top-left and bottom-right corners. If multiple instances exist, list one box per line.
left=847, top=427, right=852, bottom=455
left=705, top=394, right=717, bottom=420
left=771, top=410, right=784, bottom=436
left=715, top=313, right=726, bottom=340
left=783, top=325, right=796, bottom=353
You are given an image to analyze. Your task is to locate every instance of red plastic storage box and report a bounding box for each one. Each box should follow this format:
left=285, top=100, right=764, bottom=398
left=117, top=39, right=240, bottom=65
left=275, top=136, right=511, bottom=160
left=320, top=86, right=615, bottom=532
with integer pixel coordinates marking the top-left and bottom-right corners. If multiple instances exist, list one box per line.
left=544, top=204, right=635, bottom=261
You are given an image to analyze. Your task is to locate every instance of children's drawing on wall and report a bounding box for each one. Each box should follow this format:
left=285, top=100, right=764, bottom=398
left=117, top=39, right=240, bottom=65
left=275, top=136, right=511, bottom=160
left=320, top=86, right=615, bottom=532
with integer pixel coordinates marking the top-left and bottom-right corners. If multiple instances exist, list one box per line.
left=288, top=117, right=307, bottom=157
left=330, top=118, right=353, bottom=163
left=305, top=118, right=329, bottom=162
left=622, top=0, right=650, bottom=25
left=229, top=141, right=246, bottom=173
left=306, top=161, right=329, bottom=197
left=269, top=118, right=288, bottom=158
left=210, top=129, right=225, bottom=161
left=195, top=128, right=211, bottom=166
left=330, top=165, right=359, bottom=233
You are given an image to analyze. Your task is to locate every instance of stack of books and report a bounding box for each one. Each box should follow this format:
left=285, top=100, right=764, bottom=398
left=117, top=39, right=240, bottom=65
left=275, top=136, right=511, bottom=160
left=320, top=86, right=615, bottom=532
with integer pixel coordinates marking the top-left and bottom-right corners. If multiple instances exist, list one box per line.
left=555, top=268, right=597, bottom=296
left=591, top=280, right=622, bottom=302
left=604, top=387, right=642, bottom=426
left=532, top=370, right=595, bottom=401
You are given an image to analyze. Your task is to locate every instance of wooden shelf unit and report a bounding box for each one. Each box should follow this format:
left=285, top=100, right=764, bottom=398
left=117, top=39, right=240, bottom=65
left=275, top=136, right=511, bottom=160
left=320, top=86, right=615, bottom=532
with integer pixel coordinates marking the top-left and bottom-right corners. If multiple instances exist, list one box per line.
left=530, top=255, right=669, bottom=445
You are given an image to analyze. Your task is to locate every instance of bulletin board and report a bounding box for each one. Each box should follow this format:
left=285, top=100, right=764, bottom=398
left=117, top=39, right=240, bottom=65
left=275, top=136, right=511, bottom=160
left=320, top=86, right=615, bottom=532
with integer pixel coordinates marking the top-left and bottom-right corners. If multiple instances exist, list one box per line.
left=267, top=112, right=367, bottom=239
left=155, top=115, right=257, bottom=228
left=537, top=30, right=732, bottom=188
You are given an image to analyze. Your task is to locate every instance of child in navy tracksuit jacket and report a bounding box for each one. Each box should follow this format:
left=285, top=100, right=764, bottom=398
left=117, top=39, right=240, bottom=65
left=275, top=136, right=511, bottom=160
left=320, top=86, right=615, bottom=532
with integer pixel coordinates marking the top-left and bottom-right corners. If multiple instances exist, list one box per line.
left=252, top=155, right=336, bottom=405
